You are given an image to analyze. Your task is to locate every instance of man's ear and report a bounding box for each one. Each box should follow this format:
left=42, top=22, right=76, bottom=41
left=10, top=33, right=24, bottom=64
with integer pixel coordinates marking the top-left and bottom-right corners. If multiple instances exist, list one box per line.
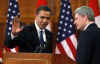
left=83, top=15, right=88, bottom=21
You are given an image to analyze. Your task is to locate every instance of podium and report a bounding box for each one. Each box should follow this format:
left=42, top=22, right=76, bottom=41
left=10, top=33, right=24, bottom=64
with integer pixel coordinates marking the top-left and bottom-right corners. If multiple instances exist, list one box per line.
left=3, top=53, right=76, bottom=64
left=3, top=53, right=52, bottom=64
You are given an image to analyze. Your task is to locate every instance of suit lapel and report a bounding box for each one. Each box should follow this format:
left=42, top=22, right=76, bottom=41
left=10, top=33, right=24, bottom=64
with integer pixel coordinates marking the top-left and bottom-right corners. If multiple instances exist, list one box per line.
left=45, top=30, right=51, bottom=43
left=31, top=24, right=40, bottom=44
left=85, top=23, right=97, bottom=32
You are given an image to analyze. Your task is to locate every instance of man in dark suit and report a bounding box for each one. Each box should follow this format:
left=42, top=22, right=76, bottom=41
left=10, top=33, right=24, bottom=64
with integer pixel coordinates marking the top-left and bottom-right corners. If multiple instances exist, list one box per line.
left=74, top=6, right=100, bottom=64
left=6, top=6, right=52, bottom=53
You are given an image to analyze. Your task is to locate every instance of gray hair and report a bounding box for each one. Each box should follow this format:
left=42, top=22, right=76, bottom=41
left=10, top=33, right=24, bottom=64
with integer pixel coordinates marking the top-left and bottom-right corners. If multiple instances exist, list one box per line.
left=74, top=6, right=95, bottom=21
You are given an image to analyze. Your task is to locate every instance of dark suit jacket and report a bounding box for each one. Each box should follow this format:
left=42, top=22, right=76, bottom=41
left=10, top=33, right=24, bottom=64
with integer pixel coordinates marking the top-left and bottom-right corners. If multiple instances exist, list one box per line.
left=6, top=24, right=52, bottom=53
left=76, top=23, right=100, bottom=64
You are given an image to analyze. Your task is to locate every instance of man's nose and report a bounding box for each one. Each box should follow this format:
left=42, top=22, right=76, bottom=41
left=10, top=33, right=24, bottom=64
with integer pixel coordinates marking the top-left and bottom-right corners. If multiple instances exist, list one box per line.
left=73, top=21, right=76, bottom=25
left=74, top=20, right=78, bottom=24
left=43, top=18, right=48, bottom=23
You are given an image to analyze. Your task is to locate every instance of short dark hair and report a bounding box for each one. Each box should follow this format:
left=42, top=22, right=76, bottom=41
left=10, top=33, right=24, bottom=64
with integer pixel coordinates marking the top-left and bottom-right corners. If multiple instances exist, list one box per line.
left=36, top=6, right=51, bottom=14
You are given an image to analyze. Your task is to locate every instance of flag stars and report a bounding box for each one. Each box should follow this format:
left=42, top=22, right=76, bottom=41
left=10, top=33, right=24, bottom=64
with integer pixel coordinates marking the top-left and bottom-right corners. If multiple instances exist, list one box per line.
left=61, top=15, right=64, bottom=19
left=10, top=22, right=12, bottom=25
left=9, top=27, right=12, bottom=30
left=14, top=4, right=17, bottom=8
left=57, top=38, right=58, bottom=41
left=58, top=32, right=60, bottom=35
left=6, top=0, right=19, bottom=37
left=8, top=32, right=10, bottom=36
left=10, top=2, right=12, bottom=6
left=57, top=0, right=75, bottom=42
left=68, top=30, right=71, bottom=34
left=66, top=11, right=70, bottom=15
left=65, top=23, right=68, bottom=26
left=11, top=16, right=14, bottom=19
left=58, top=26, right=62, bottom=30
left=65, top=17, right=69, bottom=21
left=62, top=9, right=66, bottom=13
left=70, top=24, right=72, bottom=28
left=64, top=4, right=66, bottom=7
left=60, top=21, right=63, bottom=24
left=68, top=5, right=70, bottom=8
left=65, top=0, right=67, bottom=2
left=57, top=37, right=59, bottom=41
left=7, top=14, right=9, bottom=17
left=70, top=19, right=73, bottom=22
left=63, top=28, right=67, bottom=32
left=8, top=8, right=11, bottom=12
left=12, top=10, right=16, bottom=13
left=62, top=34, right=66, bottom=37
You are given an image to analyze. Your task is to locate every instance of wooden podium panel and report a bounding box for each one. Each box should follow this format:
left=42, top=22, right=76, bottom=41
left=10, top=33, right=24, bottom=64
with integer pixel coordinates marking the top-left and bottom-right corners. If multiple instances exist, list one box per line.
left=3, top=53, right=52, bottom=64
left=53, top=54, right=76, bottom=64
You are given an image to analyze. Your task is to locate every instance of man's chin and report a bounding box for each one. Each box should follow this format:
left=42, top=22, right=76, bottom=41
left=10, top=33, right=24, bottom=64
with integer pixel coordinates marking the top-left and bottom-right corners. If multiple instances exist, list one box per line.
left=40, top=26, right=46, bottom=29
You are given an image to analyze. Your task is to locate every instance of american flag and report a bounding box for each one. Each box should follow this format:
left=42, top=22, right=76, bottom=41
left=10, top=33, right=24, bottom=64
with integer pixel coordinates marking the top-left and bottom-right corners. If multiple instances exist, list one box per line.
left=5, top=0, right=19, bottom=42
left=5, top=0, right=19, bottom=53
left=55, top=0, right=77, bottom=61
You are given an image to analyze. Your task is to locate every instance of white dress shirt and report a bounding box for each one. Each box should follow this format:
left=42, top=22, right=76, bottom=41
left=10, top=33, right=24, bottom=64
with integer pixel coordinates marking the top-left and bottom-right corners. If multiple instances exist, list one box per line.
left=35, top=20, right=47, bottom=42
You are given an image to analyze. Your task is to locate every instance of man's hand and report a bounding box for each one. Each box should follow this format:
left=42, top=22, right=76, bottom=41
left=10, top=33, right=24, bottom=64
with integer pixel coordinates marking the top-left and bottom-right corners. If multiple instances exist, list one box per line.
left=12, top=20, right=23, bottom=36
left=12, top=27, right=22, bottom=36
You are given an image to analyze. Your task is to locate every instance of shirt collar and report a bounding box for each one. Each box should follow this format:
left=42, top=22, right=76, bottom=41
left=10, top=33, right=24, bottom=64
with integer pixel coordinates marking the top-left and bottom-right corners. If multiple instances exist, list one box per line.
left=84, top=22, right=94, bottom=30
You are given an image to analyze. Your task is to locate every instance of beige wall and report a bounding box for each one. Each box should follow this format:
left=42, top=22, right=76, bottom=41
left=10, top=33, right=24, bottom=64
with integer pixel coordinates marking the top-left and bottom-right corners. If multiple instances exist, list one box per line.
left=99, top=0, right=100, bottom=8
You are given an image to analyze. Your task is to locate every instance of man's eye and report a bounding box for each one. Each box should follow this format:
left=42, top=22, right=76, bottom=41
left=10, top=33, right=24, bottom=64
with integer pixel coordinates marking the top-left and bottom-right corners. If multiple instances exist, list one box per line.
left=46, top=17, right=50, bottom=20
left=40, top=16, right=50, bottom=20
left=40, top=16, right=45, bottom=19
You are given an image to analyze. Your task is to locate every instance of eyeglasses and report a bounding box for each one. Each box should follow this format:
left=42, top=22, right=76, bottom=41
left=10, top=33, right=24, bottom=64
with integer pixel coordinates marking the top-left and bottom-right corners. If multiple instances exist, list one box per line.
left=39, top=16, right=50, bottom=20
